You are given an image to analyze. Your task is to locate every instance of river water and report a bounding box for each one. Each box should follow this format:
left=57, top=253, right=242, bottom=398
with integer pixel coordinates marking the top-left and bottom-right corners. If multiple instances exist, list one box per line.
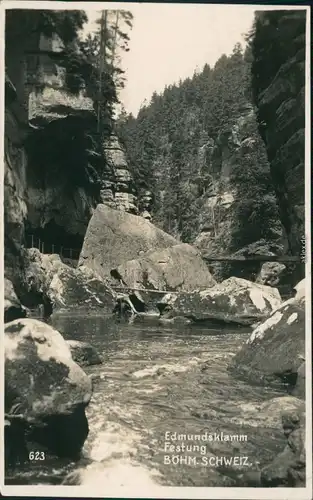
left=6, top=311, right=287, bottom=487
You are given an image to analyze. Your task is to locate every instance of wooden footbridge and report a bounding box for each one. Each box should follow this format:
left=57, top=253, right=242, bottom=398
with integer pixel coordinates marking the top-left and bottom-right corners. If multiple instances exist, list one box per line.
left=202, top=254, right=303, bottom=263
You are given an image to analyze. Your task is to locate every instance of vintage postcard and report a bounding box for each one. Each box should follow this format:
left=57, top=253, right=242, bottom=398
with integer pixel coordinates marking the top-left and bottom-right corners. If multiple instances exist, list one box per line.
left=0, top=1, right=311, bottom=498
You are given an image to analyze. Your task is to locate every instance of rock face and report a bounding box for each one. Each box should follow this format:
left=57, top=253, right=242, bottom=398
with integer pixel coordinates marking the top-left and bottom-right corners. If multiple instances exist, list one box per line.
left=23, top=248, right=115, bottom=313
left=229, top=282, right=305, bottom=387
left=113, top=243, right=216, bottom=292
left=261, top=411, right=305, bottom=487
left=292, top=361, right=305, bottom=399
left=4, top=21, right=137, bottom=295
left=4, top=79, right=29, bottom=286
left=67, top=340, right=103, bottom=367
left=251, top=11, right=305, bottom=266
left=159, top=277, right=281, bottom=326
left=4, top=278, right=27, bottom=323
left=192, top=107, right=284, bottom=281
left=256, top=262, right=287, bottom=287
left=102, top=134, right=138, bottom=214
left=78, top=204, right=178, bottom=279
left=5, top=318, right=92, bottom=459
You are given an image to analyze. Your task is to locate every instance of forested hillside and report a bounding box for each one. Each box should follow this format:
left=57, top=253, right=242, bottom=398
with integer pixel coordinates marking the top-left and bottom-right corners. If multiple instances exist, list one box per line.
left=117, top=42, right=284, bottom=279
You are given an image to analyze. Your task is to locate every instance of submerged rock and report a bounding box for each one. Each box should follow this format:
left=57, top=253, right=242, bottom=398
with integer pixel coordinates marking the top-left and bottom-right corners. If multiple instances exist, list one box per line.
left=5, top=318, right=92, bottom=459
left=67, top=340, right=103, bottom=367
left=4, top=278, right=27, bottom=323
left=229, top=280, right=305, bottom=387
left=112, top=243, right=216, bottom=293
left=159, top=277, right=281, bottom=326
left=78, top=204, right=178, bottom=279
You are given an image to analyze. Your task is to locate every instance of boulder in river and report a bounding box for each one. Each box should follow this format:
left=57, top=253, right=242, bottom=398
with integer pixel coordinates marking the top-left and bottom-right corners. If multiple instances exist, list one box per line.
left=228, top=280, right=305, bottom=387
left=4, top=278, right=27, bottom=323
left=112, top=243, right=216, bottom=293
left=159, top=277, right=282, bottom=326
left=78, top=204, right=178, bottom=279
left=5, top=318, right=92, bottom=460
left=67, top=340, right=103, bottom=367
left=24, top=248, right=115, bottom=314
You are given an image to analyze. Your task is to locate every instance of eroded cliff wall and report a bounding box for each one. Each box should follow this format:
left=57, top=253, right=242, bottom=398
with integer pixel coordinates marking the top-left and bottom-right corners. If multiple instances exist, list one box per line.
left=251, top=10, right=306, bottom=259
left=4, top=27, right=137, bottom=290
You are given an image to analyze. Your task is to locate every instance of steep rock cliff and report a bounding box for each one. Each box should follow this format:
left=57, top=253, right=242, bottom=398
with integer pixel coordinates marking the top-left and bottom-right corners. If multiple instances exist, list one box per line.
left=4, top=25, right=137, bottom=292
left=194, top=105, right=285, bottom=280
left=251, top=10, right=306, bottom=262
left=102, top=135, right=138, bottom=214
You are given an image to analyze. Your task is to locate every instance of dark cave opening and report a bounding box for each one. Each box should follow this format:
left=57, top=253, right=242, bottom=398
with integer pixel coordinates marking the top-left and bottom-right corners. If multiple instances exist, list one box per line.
left=25, top=220, right=84, bottom=260
left=25, top=116, right=102, bottom=198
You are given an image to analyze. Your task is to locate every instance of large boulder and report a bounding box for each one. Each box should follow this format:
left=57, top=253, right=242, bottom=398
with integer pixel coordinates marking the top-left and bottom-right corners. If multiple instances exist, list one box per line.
left=159, top=277, right=282, bottom=326
left=23, top=248, right=115, bottom=313
left=67, top=340, right=103, bottom=367
left=113, top=243, right=216, bottom=293
left=5, top=319, right=92, bottom=460
left=48, top=264, right=115, bottom=312
left=78, top=204, right=178, bottom=279
left=228, top=281, right=305, bottom=387
left=4, top=278, right=27, bottom=323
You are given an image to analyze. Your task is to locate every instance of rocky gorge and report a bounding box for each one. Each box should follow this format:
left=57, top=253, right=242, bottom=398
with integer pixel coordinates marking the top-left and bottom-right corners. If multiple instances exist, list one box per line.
left=3, top=8, right=308, bottom=491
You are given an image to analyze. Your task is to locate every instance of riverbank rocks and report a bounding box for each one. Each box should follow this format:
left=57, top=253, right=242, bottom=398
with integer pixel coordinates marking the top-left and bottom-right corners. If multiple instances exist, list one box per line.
left=23, top=248, right=115, bottom=313
left=48, top=263, right=115, bottom=312
left=112, top=243, right=216, bottom=293
left=292, top=361, right=305, bottom=399
left=159, top=277, right=281, bottom=326
left=229, top=280, right=305, bottom=387
left=78, top=204, right=178, bottom=279
left=67, top=340, right=103, bottom=367
left=5, top=318, right=92, bottom=459
left=261, top=412, right=305, bottom=487
left=228, top=396, right=305, bottom=429
left=4, top=278, right=27, bottom=323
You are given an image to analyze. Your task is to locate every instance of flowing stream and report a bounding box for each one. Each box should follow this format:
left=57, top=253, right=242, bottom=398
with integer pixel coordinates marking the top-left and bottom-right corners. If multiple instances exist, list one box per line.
left=6, top=311, right=287, bottom=487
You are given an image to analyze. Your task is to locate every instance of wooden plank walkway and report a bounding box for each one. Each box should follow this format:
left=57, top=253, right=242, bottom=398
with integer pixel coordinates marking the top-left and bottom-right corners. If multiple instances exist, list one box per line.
left=202, top=255, right=302, bottom=263
left=112, top=286, right=178, bottom=294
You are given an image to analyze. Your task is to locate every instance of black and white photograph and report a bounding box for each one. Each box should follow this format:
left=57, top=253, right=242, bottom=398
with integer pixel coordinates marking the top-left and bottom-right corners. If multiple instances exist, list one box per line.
left=1, top=1, right=311, bottom=498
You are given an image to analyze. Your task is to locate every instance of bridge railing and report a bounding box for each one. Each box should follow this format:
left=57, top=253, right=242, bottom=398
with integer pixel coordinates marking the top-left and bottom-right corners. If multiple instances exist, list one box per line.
left=25, top=234, right=81, bottom=260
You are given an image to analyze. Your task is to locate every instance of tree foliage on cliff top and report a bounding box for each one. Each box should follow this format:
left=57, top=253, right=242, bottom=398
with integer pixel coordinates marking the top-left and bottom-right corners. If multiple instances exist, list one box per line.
left=5, top=10, right=87, bottom=46
left=117, top=42, right=283, bottom=268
